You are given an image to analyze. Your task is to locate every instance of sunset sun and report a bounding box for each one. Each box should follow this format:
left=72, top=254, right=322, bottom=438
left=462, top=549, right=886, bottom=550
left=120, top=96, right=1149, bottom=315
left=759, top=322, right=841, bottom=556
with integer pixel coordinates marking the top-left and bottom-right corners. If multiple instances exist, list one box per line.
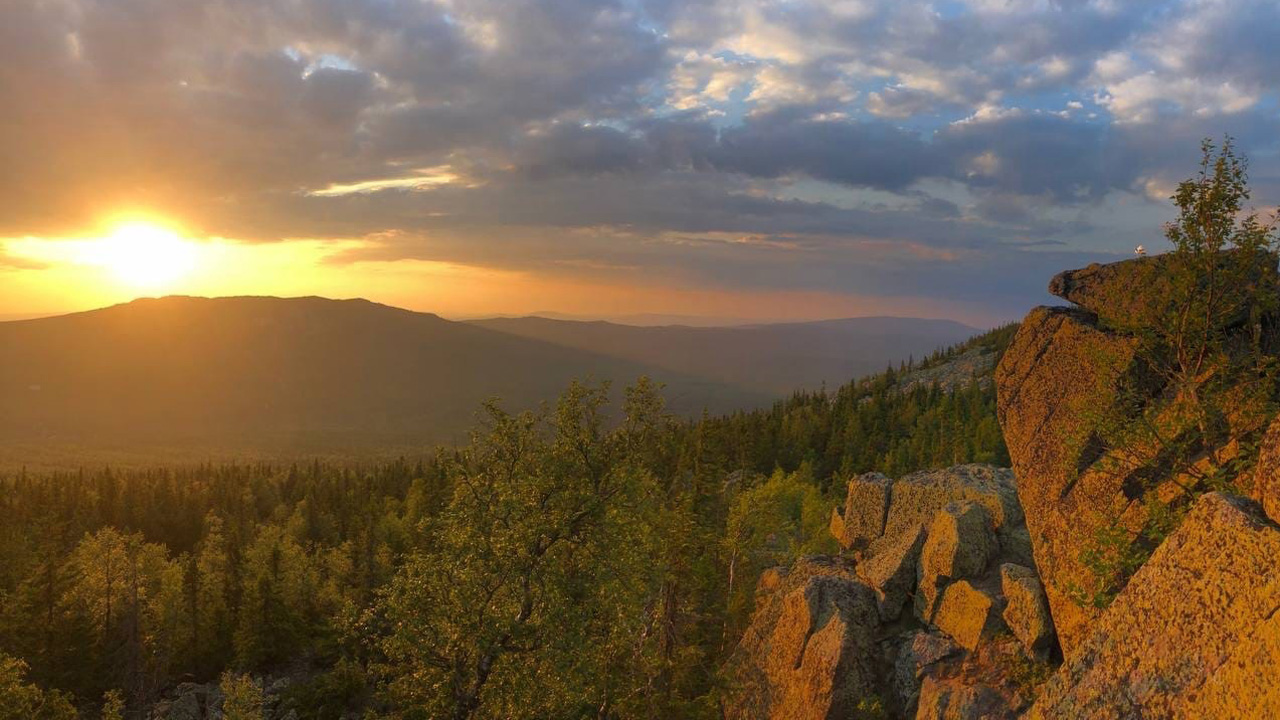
left=91, top=221, right=199, bottom=290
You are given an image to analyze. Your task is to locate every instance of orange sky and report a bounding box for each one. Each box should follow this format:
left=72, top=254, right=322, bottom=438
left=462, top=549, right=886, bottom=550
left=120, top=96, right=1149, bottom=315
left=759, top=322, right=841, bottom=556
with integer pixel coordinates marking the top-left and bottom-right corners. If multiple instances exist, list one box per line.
left=0, top=217, right=1000, bottom=326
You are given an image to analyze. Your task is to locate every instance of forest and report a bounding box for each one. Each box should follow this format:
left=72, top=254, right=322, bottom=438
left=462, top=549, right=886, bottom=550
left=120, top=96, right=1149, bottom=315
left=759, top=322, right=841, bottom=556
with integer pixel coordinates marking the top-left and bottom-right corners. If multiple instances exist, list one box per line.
left=0, top=324, right=1015, bottom=719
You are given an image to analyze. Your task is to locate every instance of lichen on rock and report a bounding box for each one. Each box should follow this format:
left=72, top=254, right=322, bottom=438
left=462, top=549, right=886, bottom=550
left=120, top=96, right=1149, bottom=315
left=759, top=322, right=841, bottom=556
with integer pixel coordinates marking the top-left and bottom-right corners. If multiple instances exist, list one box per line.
left=1028, top=492, right=1280, bottom=719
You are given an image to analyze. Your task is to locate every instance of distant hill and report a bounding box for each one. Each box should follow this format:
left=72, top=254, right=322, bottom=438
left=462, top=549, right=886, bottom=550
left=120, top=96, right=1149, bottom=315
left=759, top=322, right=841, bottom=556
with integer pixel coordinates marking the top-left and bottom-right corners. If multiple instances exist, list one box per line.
left=469, top=315, right=978, bottom=395
left=0, top=297, right=766, bottom=467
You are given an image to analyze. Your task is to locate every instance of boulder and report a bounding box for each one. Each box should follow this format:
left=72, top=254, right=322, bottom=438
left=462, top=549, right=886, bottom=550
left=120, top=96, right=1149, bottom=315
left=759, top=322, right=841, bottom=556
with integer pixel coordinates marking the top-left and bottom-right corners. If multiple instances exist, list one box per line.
left=832, top=466, right=1021, bottom=555
left=920, top=502, right=995, bottom=582
left=881, top=465, right=1021, bottom=547
left=1028, top=493, right=1280, bottom=719
left=930, top=581, right=1003, bottom=652
left=857, top=523, right=927, bottom=621
left=725, top=557, right=882, bottom=720
left=916, top=502, right=996, bottom=621
left=891, top=630, right=959, bottom=711
left=915, top=676, right=1017, bottom=720
left=995, top=305, right=1143, bottom=654
left=999, top=563, right=1054, bottom=660
left=831, top=472, right=892, bottom=550
left=1048, top=251, right=1279, bottom=333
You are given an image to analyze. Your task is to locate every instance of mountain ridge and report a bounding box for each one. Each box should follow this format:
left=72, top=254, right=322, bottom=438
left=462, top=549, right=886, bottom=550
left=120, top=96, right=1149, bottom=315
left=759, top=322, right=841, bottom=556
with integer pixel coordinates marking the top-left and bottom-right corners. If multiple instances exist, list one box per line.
left=469, top=313, right=977, bottom=395
left=0, top=295, right=980, bottom=470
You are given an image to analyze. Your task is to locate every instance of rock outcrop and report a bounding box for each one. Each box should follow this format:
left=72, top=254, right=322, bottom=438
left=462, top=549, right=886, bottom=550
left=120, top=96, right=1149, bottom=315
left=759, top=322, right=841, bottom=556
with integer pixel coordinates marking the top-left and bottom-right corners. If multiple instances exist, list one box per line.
left=735, top=464, right=1056, bottom=719
left=915, top=676, right=1013, bottom=720
left=725, top=557, right=881, bottom=720
left=891, top=630, right=960, bottom=709
left=1028, top=492, right=1280, bottom=719
left=995, top=304, right=1143, bottom=654
left=997, top=252, right=1280, bottom=718
left=1048, top=250, right=1279, bottom=333
left=1000, top=252, right=1280, bottom=657
left=831, top=465, right=1023, bottom=558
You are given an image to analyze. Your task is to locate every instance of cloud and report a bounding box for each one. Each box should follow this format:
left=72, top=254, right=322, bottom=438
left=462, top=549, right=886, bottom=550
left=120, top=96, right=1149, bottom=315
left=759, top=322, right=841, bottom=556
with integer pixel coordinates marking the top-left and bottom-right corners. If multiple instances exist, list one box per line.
left=2, top=0, right=1279, bottom=320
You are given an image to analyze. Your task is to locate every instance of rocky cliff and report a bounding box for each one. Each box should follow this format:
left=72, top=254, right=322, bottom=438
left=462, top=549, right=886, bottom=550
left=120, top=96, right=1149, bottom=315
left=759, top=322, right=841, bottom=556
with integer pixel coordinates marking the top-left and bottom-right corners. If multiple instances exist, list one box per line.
left=728, top=252, right=1280, bottom=719
left=998, top=251, right=1280, bottom=718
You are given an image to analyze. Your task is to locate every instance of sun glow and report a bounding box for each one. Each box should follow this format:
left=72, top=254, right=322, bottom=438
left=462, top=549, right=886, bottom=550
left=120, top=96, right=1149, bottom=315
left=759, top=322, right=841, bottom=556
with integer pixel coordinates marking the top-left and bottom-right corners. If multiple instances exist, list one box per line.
left=86, top=222, right=200, bottom=289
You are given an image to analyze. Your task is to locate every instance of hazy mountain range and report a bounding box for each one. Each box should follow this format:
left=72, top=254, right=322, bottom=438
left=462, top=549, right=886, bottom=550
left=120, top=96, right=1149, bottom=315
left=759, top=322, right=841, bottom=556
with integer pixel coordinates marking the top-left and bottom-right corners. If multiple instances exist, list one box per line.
left=0, top=296, right=976, bottom=467
left=468, top=315, right=976, bottom=396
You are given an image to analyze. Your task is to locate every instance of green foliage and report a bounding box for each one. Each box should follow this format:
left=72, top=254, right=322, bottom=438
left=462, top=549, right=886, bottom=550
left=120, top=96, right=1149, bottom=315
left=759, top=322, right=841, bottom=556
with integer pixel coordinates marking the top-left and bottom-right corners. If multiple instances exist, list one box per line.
left=998, top=650, right=1054, bottom=697
left=1066, top=522, right=1151, bottom=609
left=1076, top=137, right=1280, bottom=608
left=0, top=324, right=1016, bottom=718
left=220, top=671, right=266, bottom=720
left=101, top=690, right=125, bottom=720
left=853, top=695, right=889, bottom=720
left=722, top=467, right=834, bottom=635
left=279, top=658, right=372, bottom=720
left=0, top=654, right=76, bottom=720
left=379, top=380, right=673, bottom=719
left=690, top=325, right=1016, bottom=492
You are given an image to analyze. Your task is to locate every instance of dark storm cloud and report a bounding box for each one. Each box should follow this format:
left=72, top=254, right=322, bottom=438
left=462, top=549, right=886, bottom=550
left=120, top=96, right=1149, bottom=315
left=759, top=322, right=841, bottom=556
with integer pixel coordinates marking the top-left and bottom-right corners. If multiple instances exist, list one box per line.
left=3, top=0, right=1280, bottom=319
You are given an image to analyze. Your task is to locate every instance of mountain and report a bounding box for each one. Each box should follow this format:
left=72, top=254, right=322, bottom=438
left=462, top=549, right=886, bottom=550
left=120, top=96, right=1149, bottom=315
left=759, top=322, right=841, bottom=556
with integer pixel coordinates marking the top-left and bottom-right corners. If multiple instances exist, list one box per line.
left=0, top=296, right=767, bottom=466
left=468, top=315, right=978, bottom=396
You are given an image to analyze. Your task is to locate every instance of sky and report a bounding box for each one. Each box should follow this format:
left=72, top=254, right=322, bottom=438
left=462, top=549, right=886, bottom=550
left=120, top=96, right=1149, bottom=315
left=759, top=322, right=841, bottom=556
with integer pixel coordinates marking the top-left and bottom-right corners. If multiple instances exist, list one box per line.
left=2, top=0, right=1279, bottom=327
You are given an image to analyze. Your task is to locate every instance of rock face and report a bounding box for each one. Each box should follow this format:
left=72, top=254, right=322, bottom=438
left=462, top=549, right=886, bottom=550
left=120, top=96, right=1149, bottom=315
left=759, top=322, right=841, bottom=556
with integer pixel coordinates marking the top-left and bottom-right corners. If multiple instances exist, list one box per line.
left=919, top=503, right=995, bottom=588
left=1029, top=493, right=1280, bottom=719
left=1049, top=250, right=1279, bottom=333
left=725, top=557, right=881, bottom=720
left=1000, top=563, right=1054, bottom=661
left=1249, top=414, right=1280, bottom=524
left=1000, top=252, right=1280, bottom=658
left=995, top=304, right=1142, bottom=654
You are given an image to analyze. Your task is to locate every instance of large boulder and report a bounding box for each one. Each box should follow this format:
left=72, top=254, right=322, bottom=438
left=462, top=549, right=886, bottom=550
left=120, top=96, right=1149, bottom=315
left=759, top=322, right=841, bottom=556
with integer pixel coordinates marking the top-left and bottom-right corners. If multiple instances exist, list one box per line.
left=831, top=472, right=892, bottom=551
left=930, top=581, right=1003, bottom=652
left=915, top=502, right=996, bottom=621
left=725, top=557, right=882, bottom=720
left=857, top=523, right=927, bottom=622
left=881, top=466, right=1021, bottom=546
left=920, top=502, right=996, bottom=584
left=1028, top=493, right=1280, bottom=719
left=1000, top=563, right=1054, bottom=660
left=1048, top=251, right=1279, bottom=333
left=995, top=305, right=1143, bottom=654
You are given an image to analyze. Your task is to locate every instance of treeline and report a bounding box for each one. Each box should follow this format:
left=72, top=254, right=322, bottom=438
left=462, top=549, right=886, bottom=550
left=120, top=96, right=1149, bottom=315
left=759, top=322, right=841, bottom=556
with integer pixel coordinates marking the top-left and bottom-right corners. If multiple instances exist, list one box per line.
left=0, top=326, right=1016, bottom=719
left=689, top=322, right=1016, bottom=488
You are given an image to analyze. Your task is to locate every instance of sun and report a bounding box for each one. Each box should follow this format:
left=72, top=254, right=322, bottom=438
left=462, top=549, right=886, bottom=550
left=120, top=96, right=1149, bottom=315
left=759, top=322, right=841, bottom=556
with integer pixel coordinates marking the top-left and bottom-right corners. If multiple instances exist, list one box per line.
left=91, top=221, right=200, bottom=290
